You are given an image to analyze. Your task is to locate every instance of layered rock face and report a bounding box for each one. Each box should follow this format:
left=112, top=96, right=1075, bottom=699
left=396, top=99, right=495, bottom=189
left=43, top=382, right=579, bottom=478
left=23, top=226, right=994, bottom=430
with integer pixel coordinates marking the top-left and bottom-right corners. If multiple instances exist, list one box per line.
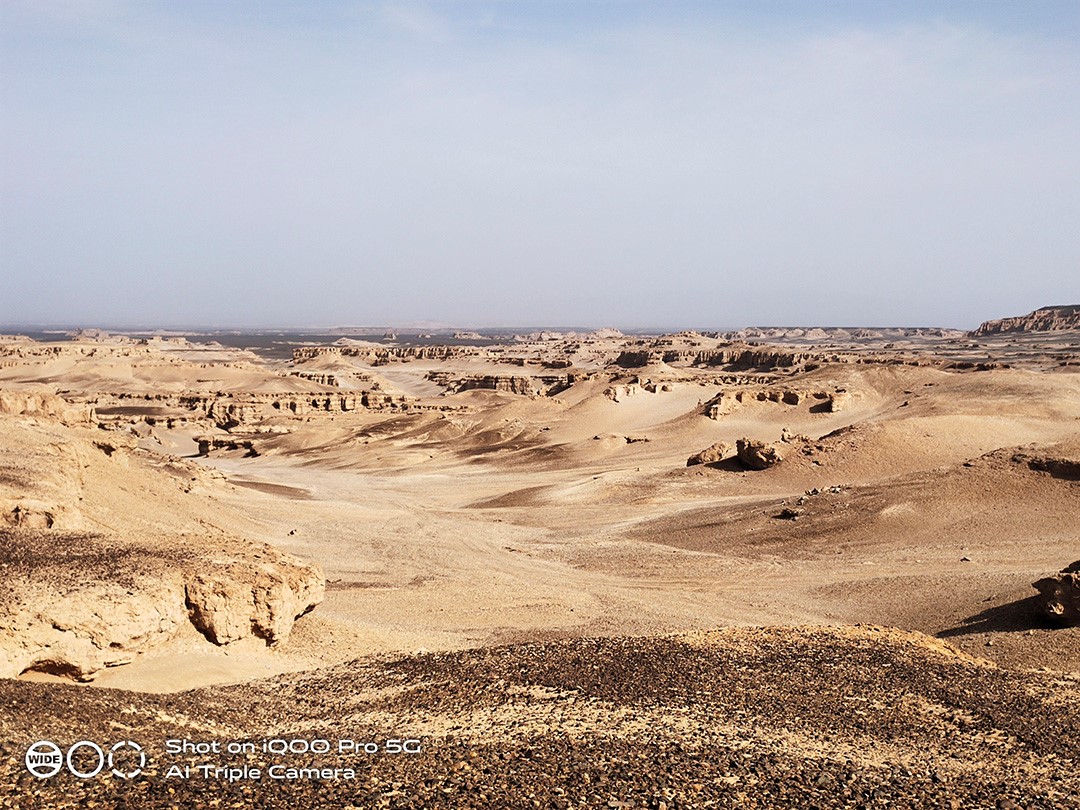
left=614, top=344, right=813, bottom=370
left=0, top=391, right=94, bottom=425
left=972, top=305, right=1080, bottom=336
left=0, top=530, right=324, bottom=681
left=89, top=390, right=407, bottom=431
left=425, top=372, right=576, bottom=397
left=1033, top=561, right=1080, bottom=626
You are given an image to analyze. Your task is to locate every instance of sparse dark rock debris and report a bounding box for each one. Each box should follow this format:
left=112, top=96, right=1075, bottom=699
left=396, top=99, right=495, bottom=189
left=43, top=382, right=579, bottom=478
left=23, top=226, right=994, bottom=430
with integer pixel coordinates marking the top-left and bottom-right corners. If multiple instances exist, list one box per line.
left=1, top=626, right=1076, bottom=809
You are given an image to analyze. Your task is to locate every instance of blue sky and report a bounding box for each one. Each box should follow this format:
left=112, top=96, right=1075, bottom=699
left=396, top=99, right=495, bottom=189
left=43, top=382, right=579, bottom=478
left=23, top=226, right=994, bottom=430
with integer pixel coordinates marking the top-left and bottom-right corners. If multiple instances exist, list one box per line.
left=2, top=1, right=1078, bottom=329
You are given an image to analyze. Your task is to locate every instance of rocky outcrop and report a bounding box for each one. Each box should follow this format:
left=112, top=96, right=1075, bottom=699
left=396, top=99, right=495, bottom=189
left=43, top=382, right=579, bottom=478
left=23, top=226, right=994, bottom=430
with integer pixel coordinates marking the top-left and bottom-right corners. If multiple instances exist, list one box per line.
left=184, top=393, right=377, bottom=425
left=614, top=351, right=654, bottom=369
left=195, top=436, right=258, bottom=456
left=972, top=305, right=1080, bottom=336
left=185, top=557, right=324, bottom=645
left=90, top=391, right=408, bottom=430
left=3, top=504, right=57, bottom=529
left=686, top=441, right=729, bottom=466
left=0, top=530, right=325, bottom=681
left=703, top=388, right=842, bottom=419
left=1, top=575, right=186, bottom=681
left=1033, top=561, right=1080, bottom=626
left=288, top=371, right=342, bottom=387
left=0, top=391, right=94, bottom=425
left=614, top=344, right=814, bottom=370
left=426, top=373, right=575, bottom=397
left=704, top=391, right=743, bottom=419
left=692, top=347, right=809, bottom=369
left=827, top=391, right=852, bottom=412
left=736, top=438, right=783, bottom=470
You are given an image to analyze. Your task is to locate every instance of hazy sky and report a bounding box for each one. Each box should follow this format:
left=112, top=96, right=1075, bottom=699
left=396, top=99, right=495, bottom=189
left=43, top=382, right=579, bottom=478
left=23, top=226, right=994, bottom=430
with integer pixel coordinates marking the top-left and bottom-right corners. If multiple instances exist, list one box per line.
left=2, top=1, right=1078, bottom=329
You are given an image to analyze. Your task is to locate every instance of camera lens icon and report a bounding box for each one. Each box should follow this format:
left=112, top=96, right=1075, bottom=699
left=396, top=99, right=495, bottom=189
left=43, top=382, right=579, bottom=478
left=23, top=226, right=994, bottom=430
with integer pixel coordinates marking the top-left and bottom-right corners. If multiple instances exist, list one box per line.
left=24, top=739, right=145, bottom=779
left=109, top=740, right=146, bottom=779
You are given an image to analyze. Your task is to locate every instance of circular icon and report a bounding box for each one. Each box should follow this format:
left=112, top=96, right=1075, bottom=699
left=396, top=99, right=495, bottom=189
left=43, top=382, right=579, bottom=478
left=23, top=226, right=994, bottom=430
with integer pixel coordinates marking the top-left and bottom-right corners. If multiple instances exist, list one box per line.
left=66, top=740, right=105, bottom=779
left=25, top=741, right=64, bottom=779
left=109, top=740, right=145, bottom=779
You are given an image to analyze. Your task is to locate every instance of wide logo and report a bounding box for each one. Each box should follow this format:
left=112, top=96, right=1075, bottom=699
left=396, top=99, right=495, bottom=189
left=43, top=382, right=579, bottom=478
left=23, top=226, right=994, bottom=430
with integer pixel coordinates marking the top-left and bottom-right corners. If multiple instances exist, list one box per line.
left=25, top=740, right=145, bottom=779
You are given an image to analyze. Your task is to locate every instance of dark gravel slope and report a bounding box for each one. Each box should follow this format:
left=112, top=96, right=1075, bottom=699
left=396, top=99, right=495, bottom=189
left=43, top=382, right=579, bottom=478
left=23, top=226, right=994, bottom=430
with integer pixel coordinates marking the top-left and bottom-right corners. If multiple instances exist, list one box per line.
left=1, top=626, right=1077, bottom=809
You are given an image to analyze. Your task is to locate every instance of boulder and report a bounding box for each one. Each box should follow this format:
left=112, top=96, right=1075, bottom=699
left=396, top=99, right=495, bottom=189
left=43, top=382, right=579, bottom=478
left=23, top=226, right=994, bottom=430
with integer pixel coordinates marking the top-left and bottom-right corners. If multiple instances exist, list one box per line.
left=736, top=438, right=783, bottom=470
left=186, top=557, right=324, bottom=645
left=1033, top=561, right=1080, bottom=626
left=686, top=441, right=729, bottom=466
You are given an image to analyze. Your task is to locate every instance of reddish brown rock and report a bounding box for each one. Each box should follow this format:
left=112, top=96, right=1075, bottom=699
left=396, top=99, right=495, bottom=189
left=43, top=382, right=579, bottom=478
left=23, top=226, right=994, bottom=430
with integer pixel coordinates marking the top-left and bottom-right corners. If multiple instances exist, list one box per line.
left=1033, top=561, right=1080, bottom=626
left=736, top=438, right=783, bottom=470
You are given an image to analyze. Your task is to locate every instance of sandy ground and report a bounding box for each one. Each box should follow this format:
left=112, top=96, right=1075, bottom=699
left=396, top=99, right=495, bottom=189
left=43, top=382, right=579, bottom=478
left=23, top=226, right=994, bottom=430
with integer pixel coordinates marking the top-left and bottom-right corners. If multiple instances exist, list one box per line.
left=1, top=327, right=1078, bottom=807
left=3, top=330, right=1076, bottom=692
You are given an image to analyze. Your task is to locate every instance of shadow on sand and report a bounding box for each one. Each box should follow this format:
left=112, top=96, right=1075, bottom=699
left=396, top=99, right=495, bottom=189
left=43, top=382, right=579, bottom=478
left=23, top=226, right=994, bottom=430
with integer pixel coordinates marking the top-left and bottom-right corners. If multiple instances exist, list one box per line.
left=939, top=595, right=1049, bottom=638
left=702, top=458, right=748, bottom=472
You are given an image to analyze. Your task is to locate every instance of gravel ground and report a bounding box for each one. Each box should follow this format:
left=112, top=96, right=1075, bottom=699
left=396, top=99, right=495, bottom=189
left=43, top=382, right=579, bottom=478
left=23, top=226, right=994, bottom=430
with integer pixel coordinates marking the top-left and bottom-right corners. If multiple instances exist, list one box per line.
left=2, top=626, right=1077, bottom=809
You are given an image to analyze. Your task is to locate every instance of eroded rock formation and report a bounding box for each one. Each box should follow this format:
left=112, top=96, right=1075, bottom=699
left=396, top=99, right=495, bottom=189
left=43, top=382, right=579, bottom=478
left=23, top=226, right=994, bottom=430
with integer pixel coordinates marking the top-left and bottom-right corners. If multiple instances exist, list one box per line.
left=973, top=305, right=1080, bottom=336
left=702, top=388, right=844, bottom=419
left=1033, top=561, right=1080, bottom=626
left=0, top=391, right=94, bottom=425
left=425, top=373, right=576, bottom=397
left=185, top=556, right=324, bottom=645
left=736, top=438, right=783, bottom=470
left=0, top=530, right=324, bottom=681
left=686, top=441, right=729, bottom=466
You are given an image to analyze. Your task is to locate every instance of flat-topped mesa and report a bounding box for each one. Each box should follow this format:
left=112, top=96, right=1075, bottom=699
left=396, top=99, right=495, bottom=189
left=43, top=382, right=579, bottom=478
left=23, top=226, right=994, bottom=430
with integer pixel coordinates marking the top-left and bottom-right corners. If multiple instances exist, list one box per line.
left=972, top=305, right=1080, bottom=336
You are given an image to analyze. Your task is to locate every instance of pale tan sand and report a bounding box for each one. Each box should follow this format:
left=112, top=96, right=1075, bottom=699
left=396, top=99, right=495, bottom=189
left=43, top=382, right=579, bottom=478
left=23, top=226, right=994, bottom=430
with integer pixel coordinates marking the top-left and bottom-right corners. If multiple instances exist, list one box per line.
left=1, top=329, right=1078, bottom=694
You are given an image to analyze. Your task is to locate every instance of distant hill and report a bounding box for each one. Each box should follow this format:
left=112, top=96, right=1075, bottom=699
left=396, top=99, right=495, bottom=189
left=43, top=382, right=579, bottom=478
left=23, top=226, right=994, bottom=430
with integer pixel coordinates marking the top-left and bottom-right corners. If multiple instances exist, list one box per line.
left=972, top=305, right=1080, bottom=336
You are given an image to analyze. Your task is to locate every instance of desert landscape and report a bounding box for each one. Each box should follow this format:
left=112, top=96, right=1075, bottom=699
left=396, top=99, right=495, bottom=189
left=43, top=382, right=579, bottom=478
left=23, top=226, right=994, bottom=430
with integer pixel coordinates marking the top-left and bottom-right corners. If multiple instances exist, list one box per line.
left=1, top=305, right=1077, bottom=808
left=5, top=1, right=1078, bottom=805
